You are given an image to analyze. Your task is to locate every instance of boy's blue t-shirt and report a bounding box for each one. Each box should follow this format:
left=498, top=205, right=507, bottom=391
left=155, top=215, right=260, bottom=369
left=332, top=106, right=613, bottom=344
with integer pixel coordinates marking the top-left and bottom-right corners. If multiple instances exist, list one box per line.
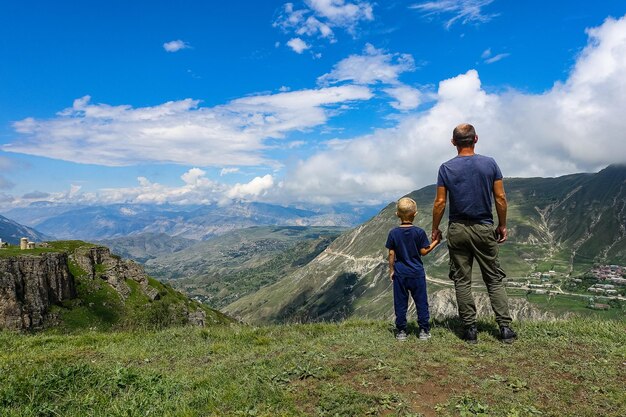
left=385, top=226, right=430, bottom=278
left=437, top=154, right=503, bottom=224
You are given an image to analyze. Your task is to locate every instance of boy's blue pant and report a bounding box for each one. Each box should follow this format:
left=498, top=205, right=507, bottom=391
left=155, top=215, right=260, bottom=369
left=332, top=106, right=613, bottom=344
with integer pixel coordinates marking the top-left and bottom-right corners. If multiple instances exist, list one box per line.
left=393, top=274, right=430, bottom=332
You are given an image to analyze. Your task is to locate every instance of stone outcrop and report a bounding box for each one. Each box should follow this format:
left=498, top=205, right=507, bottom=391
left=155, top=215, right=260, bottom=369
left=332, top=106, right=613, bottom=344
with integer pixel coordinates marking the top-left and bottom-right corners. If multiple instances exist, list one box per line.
left=429, top=288, right=554, bottom=321
left=186, top=309, right=207, bottom=327
left=0, top=253, right=75, bottom=330
left=72, top=246, right=159, bottom=301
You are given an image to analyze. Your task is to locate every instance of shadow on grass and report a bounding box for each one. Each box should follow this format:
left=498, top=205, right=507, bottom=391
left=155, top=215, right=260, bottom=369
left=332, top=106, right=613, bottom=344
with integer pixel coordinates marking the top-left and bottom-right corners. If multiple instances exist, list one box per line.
left=430, top=317, right=501, bottom=340
left=386, top=315, right=506, bottom=342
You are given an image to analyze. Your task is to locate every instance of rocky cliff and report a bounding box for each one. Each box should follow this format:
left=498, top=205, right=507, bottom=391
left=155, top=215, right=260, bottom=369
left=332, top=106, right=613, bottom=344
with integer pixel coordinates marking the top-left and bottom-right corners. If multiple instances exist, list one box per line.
left=0, top=253, right=75, bottom=330
left=69, top=245, right=209, bottom=328
left=73, top=245, right=159, bottom=301
left=0, top=242, right=226, bottom=331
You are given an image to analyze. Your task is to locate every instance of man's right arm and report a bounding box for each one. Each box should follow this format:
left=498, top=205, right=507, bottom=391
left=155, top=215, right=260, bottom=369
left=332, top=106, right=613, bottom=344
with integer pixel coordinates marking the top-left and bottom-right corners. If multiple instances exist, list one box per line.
left=493, top=179, right=507, bottom=243
left=432, top=185, right=447, bottom=241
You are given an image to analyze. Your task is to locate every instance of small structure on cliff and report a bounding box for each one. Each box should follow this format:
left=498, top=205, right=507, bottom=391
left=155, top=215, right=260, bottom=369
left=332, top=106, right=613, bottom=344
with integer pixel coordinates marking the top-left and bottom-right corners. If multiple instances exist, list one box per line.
left=19, top=237, right=37, bottom=250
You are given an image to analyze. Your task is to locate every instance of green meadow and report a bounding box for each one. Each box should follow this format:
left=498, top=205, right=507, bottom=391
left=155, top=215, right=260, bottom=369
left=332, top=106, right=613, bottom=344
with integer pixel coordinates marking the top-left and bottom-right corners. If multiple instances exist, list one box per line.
left=1, top=318, right=624, bottom=416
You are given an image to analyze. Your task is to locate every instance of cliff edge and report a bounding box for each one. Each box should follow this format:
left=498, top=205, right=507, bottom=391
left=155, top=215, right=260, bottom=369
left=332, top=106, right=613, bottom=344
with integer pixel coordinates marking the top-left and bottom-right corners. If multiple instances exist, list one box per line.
left=0, top=252, right=75, bottom=330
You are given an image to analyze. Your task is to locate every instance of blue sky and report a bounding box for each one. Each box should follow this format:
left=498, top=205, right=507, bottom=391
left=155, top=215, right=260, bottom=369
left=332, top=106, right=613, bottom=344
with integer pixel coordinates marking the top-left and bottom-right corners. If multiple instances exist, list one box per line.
left=1, top=0, right=625, bottom=208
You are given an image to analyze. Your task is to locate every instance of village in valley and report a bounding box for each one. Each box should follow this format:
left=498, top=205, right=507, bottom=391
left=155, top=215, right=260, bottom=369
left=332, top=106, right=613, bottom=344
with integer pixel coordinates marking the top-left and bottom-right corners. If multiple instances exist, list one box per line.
left=503, top=263, right=626, bottom=311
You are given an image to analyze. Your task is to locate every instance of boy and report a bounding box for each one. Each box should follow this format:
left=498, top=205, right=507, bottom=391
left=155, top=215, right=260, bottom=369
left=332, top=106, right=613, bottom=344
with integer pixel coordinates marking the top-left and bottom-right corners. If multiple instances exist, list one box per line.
left=386, top=197, right=440, bottom=341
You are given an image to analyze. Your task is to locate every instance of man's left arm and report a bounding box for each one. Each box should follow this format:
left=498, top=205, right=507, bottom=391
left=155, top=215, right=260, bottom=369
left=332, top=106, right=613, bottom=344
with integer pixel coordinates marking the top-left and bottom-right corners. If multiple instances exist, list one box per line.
left=432, top=186, right=447, bottom=242
left=493, top=179, right=507, bottom=243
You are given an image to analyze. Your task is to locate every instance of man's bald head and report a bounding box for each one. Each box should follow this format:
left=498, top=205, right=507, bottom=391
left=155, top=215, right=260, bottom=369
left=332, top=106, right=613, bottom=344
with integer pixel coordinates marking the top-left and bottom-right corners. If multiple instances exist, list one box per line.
left=452, top=123, right=477, bottom=148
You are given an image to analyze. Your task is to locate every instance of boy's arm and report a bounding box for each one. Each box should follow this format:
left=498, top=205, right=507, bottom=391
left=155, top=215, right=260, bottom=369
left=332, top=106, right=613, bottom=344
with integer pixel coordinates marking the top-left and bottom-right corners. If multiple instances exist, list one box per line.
left=419, top=237, right=441, bottom=256
left=388, top=249, right=395, bottom=281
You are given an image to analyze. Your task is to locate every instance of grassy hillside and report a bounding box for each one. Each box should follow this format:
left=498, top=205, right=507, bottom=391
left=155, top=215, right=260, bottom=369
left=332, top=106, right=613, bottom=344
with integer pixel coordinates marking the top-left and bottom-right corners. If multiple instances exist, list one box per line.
left=0, top=318, right=624, bottom=416
left=61, top=242, right=232, bottom=331
left=226, top=167, right=626, bottom=324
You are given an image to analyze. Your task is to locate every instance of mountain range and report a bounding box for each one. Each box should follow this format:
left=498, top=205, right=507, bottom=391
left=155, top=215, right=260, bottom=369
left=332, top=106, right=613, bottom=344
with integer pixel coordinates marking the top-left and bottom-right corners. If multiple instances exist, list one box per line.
left=224, top=165, right=626, bottom=323
left=2, top=165, right=624, bottom=324
left=2, top=201, right=380, bottom=241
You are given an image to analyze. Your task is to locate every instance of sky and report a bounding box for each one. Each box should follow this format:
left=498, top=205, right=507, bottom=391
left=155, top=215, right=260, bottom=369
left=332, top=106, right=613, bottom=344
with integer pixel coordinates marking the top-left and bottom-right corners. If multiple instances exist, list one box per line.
left=1, top=0, right=625, bottom=209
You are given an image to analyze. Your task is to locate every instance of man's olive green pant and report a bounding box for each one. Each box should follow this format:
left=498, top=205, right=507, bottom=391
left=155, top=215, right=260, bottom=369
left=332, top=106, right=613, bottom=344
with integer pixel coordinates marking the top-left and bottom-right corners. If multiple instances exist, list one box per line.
left=447, top=222, right=512, bottom=327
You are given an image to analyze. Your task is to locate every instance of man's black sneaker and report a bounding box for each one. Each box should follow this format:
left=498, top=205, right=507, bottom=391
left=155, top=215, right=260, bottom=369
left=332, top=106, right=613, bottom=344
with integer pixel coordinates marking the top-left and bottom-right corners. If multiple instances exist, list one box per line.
left=500, top=326, right=517, bottom=344
left=463, top=325, right=478, bottom=344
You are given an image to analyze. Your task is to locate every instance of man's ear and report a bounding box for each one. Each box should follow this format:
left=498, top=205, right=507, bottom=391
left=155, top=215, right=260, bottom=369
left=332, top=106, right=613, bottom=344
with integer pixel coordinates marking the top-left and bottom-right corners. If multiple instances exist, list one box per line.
left=451, top=138, right=456, bottom=146
left=474, top=135, right=478, bottom=144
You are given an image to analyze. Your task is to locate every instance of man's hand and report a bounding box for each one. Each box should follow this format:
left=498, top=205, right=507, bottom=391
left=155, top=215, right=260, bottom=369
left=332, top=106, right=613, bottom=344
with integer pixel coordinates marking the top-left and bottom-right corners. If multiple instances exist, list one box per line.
left=389, top=271, right=394, bottom=281
left=496, top=225, right=507, bottom=243
left=431, top=229, right=442, bottom=242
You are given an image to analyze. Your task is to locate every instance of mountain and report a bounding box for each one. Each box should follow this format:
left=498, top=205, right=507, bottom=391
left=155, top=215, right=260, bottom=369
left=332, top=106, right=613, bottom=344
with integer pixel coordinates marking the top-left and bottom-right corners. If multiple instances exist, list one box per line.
left=1, top=201, right=87, bottom=227
left=0, top=214, right=50, bottom=245
left=144, top=226, right=344, bottom=308
left=4, top=201, right=379, bottom=241
left=224, top=165, right=626, bottom=324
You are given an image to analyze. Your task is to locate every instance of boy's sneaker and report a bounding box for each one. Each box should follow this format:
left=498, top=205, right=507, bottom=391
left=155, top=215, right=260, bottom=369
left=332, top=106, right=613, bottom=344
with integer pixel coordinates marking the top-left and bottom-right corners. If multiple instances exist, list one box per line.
left=418, top=329, right=431, bottom=341
left=500, top=326, right=517, bottom=344
left=396, top=330, right=408, bottom=341
left=463, top=325, right=478, bottom=344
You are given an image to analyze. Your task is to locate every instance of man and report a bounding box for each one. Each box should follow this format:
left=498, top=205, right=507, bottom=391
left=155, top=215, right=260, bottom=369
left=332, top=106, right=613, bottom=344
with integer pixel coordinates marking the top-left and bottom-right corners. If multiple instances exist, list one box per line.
left=432, top=123, right=517, bottom=344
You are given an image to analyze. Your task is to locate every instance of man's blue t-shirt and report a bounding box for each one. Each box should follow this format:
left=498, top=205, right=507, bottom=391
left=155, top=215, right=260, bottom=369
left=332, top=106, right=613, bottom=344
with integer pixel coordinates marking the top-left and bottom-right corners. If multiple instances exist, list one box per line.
left=385, top=226, right=430, bottom=278
left=437, top=154, right=503, bottom=224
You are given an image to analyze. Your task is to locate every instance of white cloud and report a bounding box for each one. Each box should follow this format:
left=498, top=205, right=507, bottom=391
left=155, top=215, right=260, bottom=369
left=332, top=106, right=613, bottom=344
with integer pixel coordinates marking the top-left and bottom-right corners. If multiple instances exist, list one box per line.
left=287, top=37, right=310, bottom=53
left=306, top=0, right=373, bottom=27
left=226, top=175, right=275, bottom=199
left=163, top=40, right=191, bottom=52
left=5, top=85, right=372, bottom=167
left=0, top=169, right=273, bottom=209
left=94, top=169, right=224, bottom=205
left=279, top=15, right=626, bottom=203
left=274, top=1, right=374, bottom=51
left=318, top=44, right=415, bottom=85
left=484, top=52, right=509, bottom=64
left=220, top=167, right=240, bottom=176
left=319, top=44, right=422, bottom=111
left=410, top=0, right=497, bottom=29
left=384, top=85, right=422, bottom=110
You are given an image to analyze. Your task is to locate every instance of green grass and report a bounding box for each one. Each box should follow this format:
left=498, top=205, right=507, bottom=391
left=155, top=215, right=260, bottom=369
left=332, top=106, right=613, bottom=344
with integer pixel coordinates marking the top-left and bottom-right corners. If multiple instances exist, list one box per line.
left=0, top=318, right=624, bottom=416
left=52, top=276, right=123, bottom=330
left=524, top=293, right=626, bottom=320
left=0, top=240, right=98, bottom=257
left=0, top=246, right=57, bottom=257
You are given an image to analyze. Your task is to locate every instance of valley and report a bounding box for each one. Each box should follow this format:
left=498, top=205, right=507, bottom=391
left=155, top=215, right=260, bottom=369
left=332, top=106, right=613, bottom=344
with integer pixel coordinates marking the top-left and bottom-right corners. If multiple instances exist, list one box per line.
left=1, top=166, right=625, bottom=326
